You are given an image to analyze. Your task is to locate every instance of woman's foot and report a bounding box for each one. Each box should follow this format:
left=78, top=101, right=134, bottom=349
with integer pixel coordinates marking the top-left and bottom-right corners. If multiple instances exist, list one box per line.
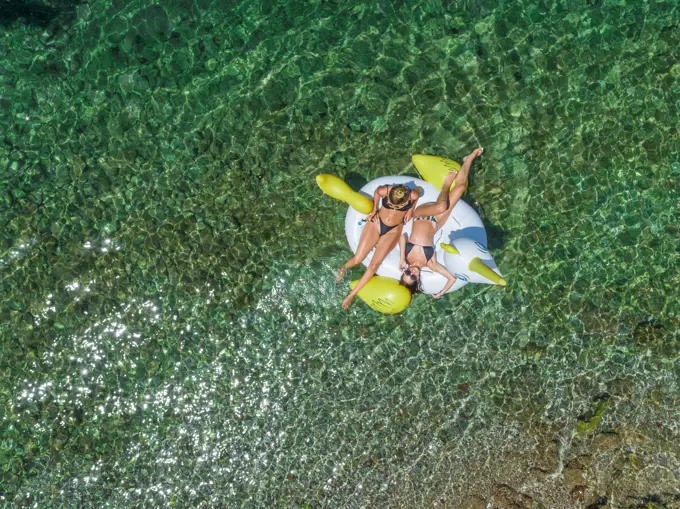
left=463, top=147, right=484, bottom=164
left=335, top=265, right=347, bottom=283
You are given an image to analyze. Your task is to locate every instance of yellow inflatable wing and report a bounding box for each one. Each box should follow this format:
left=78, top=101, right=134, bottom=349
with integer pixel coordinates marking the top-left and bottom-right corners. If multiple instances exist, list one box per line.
left=316, top=174, right=373, bottom=214
left=350, top=276, right=411, bottom=314
left=412, top=154, right=465, bottom=191
left=440, top=242, right=460, bottom=255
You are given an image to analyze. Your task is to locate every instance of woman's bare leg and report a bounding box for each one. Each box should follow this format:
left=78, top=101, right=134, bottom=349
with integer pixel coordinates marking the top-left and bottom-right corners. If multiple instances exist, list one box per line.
left=342, top=227, right=402, bottom=308
left=336, top=221, right=381, bottom=282
left=435, top=147, right=483, bottom=225
left=412, top=171, right=459, bottom=218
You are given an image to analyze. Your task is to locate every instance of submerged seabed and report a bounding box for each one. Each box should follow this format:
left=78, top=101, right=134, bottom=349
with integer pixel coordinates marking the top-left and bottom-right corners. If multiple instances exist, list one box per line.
left=1, top=0, right=679, bottom=507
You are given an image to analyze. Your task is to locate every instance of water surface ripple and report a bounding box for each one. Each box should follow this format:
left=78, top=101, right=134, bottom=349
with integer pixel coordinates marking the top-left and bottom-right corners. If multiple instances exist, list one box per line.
left=1, top=0, right=679, bottom=507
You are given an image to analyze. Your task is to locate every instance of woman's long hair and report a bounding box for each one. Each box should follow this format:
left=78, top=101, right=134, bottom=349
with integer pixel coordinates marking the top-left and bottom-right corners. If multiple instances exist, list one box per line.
left=399, top=273, right=422, bottom=295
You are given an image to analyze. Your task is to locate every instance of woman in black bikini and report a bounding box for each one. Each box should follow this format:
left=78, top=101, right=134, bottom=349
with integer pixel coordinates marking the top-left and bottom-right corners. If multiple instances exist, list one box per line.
left=337, top=184, right=420, bottom=309
left=399, top=147, right=484, bottom=298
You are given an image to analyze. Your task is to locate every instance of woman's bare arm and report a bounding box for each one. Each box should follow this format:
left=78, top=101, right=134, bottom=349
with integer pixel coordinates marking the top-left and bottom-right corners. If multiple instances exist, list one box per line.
left=429, top=256, right=457, bottom=298
left=367, top=186, right=387, bottom=221
left=398, top=234, right=408, bottom=271
left=402, top=189, right=420, bottom=224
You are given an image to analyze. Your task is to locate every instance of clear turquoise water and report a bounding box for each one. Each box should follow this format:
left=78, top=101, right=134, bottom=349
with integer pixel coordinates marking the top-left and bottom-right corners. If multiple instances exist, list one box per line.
left=1, top=0, right=679, bottom=507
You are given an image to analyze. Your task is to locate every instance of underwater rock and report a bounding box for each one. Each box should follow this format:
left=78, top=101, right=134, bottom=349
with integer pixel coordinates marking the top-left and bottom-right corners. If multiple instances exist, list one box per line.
left=563, top=463, right=586, bottom=487
left=625, top=495, right=680, bottom=508
left=0, top=0, right=69, bottom=28
left=132, top=5, right=172, bottom=42
left=633, top=318, right=665, bottom=345
left=531, top=435, right=560, bottom=473
left=592, top=432, right=621, bottom=452
left=577, top=393, right=611, bottom=434
left=606, top=377, right=635, bottom=400
left=570, top=485, right=587, bottom=502
left=491, top=484, right=532, bottom=509
left=76, top=3, right=90, bottom=20
left=584, top=495, right=609, bottom=508
left=458, top=495, right=486, bottom=509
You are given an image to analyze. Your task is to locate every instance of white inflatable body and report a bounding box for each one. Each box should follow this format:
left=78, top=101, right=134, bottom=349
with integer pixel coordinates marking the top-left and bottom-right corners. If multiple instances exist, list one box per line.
left=344, top=176, right=504, bottom=295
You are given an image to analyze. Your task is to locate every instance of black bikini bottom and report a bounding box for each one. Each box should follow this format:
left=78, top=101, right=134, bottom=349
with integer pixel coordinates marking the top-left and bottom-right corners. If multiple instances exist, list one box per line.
left=378, top=218, right=399, bottom=236
left=405, top=242, right=434, bottom=262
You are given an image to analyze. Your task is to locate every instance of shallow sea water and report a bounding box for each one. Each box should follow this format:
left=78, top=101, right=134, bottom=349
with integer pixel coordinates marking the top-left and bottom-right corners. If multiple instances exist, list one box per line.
left=1, top=0, right=679, bottom=507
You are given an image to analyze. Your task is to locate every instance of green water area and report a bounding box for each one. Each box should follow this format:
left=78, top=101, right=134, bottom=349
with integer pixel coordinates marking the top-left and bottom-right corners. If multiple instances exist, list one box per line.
left=1, top=0, right=679, bottom=507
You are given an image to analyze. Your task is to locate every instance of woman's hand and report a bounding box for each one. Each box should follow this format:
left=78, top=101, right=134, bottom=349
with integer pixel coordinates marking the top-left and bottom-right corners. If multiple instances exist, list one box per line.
left=399, top=260, right=408, bottom=272
left=431, top=261, right=457, bottom=297
left=366, top=210, right=378, bottom=223
left=342, top=293, right=355, bottom=309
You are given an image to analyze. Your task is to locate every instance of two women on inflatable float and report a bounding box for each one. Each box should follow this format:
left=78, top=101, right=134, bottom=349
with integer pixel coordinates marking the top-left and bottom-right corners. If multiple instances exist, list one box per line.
left=316, top=148, right=506, bottom=314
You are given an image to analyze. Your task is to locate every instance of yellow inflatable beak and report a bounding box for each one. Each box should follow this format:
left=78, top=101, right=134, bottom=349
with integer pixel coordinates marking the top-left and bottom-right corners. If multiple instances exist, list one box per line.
left=468, top=257, right=507, bottom=286
left=316, top=174, right=373, bottom=214
left=350, top=276, right=411, bottom=314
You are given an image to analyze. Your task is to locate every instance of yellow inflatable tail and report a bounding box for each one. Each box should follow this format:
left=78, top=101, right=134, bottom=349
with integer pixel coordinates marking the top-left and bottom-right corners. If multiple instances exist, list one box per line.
left=412, top=154, right=465, bottom=191
left=350, top=276, right=412, bottom=314
left=468, top=257, right=507, bottom=286
left=316, top=174, right=373, bottom=214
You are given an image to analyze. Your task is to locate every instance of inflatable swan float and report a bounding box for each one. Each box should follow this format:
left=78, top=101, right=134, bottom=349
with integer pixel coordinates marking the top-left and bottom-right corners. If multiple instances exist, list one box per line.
left=316, top=154, right=506, bottom=314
